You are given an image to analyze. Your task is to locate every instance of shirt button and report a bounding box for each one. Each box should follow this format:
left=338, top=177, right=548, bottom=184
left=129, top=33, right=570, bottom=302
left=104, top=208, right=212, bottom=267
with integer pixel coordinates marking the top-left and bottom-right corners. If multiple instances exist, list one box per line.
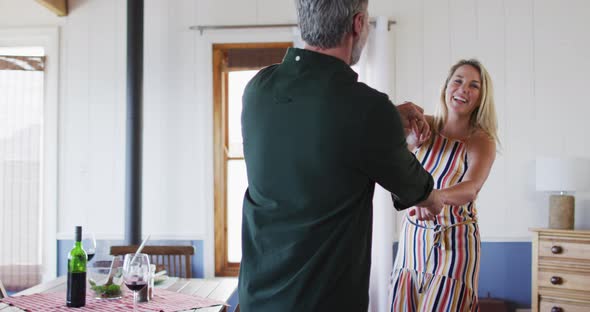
left=295, top=56, right=301, bottom=61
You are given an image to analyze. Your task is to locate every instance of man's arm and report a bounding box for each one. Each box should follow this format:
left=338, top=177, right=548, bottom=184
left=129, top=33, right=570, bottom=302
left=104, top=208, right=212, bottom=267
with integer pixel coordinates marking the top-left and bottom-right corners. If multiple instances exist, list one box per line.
left=359, top=99, right=442, bottom=216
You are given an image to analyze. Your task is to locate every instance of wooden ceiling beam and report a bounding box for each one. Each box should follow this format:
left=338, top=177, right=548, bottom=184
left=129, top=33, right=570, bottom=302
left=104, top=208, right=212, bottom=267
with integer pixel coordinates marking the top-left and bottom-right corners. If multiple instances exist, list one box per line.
left=35, top=0, right=68, bottom=17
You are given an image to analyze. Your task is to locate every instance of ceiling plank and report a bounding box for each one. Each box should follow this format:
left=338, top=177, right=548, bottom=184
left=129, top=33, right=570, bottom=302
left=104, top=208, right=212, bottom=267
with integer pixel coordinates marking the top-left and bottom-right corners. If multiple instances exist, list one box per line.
left=35, top=0, right=68, bottom=17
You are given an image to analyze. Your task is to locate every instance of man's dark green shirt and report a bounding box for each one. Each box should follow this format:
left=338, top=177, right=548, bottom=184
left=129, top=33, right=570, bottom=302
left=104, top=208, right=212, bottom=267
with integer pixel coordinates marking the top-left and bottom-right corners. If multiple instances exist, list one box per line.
left=239, top=48, right=433, bottom=311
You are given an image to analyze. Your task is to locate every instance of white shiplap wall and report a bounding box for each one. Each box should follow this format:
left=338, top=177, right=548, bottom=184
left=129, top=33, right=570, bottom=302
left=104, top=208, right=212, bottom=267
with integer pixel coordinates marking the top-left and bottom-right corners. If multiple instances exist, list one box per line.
left=1, top=0, right=590, bottom=276
left=57, top=0, right=126, bottom=239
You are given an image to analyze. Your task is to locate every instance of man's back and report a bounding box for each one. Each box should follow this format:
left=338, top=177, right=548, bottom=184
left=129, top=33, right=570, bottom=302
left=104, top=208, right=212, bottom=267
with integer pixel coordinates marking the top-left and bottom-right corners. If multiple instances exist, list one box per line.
left=238, top=48, right=432, bottom=311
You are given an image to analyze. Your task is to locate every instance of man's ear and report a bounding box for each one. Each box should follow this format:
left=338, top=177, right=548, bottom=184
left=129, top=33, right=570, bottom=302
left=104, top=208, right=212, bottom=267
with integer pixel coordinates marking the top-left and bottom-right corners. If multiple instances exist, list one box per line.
left=352, top=12, right=366, bottom=37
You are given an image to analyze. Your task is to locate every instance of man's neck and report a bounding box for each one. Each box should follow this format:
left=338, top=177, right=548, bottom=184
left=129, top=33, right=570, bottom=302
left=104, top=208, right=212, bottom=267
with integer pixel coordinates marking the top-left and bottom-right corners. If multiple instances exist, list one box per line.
left=304, top=40, right=352, bottom=65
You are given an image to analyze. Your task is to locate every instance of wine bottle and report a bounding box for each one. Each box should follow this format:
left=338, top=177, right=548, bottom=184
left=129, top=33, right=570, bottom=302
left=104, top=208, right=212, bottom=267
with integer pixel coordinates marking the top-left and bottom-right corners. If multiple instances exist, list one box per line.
left=66, top=226, right=87, bottom=307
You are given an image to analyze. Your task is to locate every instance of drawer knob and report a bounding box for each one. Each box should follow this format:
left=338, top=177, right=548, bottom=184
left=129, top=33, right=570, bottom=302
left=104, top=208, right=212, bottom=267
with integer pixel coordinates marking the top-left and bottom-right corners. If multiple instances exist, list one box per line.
left=551, top=307, right=563, bottom=312
left=551, top=245, right=563, bottom=254
left=550, top=276, right=563, bottom=285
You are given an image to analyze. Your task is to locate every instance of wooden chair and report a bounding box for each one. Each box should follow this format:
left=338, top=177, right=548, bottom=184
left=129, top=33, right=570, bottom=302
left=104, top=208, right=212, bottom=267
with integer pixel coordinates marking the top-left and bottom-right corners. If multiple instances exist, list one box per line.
left=110, top=245, right=195, bottom=278
left=0, top=278, right=7, bottom=298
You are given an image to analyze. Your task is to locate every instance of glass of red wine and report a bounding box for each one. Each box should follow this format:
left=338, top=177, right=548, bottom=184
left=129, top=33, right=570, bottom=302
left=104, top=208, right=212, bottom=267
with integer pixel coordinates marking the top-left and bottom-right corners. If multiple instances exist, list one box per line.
left=84, top=233, right=97, bottom=262
left=122, top=253, right=150, bottom=311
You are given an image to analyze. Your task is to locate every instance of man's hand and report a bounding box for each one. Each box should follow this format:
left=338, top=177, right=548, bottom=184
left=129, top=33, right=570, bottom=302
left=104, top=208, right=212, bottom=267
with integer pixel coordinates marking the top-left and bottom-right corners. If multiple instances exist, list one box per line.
left=409, top=189, right=444, bottom=221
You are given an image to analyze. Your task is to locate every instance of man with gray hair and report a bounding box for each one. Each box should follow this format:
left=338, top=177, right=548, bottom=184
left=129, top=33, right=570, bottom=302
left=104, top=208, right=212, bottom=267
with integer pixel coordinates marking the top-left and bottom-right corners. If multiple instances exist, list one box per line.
left=238, top=0, right=443, bottom=310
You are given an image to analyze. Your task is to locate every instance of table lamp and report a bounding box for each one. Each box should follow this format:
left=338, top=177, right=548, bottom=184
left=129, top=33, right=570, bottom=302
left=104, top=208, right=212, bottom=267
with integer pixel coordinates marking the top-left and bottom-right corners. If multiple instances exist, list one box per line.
left=535, top=157, right=590, bottom=229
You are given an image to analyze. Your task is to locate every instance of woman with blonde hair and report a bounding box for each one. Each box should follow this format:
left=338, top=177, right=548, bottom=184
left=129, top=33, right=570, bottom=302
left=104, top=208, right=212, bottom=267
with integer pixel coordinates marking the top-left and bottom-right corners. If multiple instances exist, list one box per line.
left=388, top=59, right=498, bottom=311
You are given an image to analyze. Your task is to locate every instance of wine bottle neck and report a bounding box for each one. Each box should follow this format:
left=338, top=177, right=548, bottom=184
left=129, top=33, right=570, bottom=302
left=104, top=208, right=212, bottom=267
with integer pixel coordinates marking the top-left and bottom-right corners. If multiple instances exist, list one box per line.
left=75, top=226, right=82, bottom=242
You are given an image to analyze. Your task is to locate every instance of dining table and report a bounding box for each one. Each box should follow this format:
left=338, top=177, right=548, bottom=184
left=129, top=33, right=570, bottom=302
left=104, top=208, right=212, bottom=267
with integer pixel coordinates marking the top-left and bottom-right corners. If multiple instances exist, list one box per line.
left=0, top=275, right=238, bottom=312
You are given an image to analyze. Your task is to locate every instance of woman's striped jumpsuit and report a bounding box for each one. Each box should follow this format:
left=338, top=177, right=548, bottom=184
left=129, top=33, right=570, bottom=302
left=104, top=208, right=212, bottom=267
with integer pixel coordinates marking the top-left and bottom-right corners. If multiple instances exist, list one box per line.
left=388, top=133, right=480, bottom=312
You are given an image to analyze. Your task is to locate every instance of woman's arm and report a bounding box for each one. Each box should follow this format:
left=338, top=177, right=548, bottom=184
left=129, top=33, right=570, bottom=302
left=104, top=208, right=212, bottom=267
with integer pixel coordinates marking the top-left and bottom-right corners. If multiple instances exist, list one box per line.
left=439, top=129, right=496, bottom=206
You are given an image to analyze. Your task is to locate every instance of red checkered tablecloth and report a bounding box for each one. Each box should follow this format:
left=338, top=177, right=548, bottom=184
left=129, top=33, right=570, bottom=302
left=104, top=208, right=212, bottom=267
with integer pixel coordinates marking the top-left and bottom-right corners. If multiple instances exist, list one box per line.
left=0, top=288, right=225, bottom=312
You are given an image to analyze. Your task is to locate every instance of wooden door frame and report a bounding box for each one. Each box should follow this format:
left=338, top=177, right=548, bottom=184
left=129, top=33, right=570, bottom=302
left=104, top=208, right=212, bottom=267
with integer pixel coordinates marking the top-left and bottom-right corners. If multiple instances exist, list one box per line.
left=212, top=42, right=292, bottom=277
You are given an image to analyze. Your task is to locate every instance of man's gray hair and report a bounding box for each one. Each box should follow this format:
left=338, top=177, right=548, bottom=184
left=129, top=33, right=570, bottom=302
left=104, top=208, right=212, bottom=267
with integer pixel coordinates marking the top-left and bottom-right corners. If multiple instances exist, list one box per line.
left=296, top=0, right=368, bottom=49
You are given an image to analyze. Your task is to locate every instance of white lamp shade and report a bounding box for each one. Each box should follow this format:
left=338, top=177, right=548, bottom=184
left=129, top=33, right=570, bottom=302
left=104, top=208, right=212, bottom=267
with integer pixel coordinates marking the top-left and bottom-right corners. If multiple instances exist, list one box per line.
left=536, top=157, right=590, bottom=192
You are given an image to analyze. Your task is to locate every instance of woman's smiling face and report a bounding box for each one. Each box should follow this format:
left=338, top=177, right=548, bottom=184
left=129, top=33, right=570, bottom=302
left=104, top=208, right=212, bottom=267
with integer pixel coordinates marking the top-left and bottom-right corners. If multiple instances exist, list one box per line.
left=445, top=64, right=482, bottom=117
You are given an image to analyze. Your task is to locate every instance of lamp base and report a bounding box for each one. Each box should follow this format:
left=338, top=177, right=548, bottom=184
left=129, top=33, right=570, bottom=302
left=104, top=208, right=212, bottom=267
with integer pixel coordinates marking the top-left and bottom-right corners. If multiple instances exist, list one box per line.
left=549, top=194, right=575, bottom=230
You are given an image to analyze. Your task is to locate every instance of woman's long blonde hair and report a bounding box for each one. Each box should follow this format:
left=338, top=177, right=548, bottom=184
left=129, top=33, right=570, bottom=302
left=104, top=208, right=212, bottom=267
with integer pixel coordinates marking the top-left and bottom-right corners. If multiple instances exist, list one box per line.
left=433, top=59, right=499, bottom=146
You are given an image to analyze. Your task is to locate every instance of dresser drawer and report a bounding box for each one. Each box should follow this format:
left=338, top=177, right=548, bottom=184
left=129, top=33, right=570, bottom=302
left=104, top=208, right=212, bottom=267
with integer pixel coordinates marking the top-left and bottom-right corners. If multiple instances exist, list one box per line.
left=538, top=270, right=590, bottom=292
left=539, top=239, right=590, bottom=260
left=540, top=298, right=590, bottom=312
left=532, top=229, right=590, bottom=312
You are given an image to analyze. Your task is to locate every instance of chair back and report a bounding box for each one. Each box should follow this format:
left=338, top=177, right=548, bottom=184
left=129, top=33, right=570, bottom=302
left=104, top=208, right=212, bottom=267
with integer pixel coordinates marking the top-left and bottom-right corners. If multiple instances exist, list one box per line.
left=110, top=245, right=195, bottom=278
left=0, top=278, right=7, bottom=298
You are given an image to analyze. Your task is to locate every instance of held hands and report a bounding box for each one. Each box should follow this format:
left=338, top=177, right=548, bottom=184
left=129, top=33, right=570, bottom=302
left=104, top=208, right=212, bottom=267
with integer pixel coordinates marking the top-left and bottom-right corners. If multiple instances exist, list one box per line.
left=410, top=189, right=444, bottom=221
left=406, top=118, right=431, bottom=147
left=397, top=101, right=431, bottom=146
left=408, top=207, right=436, bottom=221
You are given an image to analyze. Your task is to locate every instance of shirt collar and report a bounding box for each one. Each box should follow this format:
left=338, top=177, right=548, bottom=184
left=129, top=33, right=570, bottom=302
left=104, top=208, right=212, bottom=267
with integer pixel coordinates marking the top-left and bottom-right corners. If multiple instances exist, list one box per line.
left=282, top=48, right=359, bottom=81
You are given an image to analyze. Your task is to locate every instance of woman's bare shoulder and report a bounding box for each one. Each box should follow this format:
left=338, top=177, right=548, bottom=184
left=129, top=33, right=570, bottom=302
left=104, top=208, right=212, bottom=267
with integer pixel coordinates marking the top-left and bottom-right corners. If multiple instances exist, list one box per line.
left=466, top=128, right=496, bottom=156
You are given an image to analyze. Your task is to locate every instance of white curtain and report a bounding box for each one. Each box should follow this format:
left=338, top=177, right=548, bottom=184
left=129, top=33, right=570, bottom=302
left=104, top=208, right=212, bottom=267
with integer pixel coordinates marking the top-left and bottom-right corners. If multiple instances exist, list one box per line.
left=292, top=17, right=397, bottom=311
left=356, top=16, right=397, bottom=312
left=291, top=27, right=306, bottom=49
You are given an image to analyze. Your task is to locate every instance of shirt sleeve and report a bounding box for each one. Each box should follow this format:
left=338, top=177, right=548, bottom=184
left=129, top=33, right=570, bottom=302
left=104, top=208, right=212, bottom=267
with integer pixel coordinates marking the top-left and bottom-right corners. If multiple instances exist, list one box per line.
left=359, top=99, right=434, bottom=210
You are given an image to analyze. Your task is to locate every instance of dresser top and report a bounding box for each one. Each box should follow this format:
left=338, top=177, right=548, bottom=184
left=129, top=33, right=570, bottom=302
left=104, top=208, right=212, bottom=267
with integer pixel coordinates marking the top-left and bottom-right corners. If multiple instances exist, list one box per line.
left=530, top=227, right=590, bottom=235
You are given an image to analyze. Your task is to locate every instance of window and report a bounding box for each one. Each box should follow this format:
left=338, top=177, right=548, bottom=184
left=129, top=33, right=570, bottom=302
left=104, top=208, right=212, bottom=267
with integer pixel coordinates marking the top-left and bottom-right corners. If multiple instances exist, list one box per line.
left=0, top=48, right=45, bottom=292
left=213, top=42, right=292, bottom=276
left=0, top=27, right=59, bottom=286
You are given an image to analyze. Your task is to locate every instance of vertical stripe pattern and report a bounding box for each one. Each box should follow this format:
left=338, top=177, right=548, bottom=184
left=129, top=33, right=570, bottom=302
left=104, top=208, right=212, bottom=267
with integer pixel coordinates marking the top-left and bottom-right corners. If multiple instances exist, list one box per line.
left=388, top=134, right=480, bottom=312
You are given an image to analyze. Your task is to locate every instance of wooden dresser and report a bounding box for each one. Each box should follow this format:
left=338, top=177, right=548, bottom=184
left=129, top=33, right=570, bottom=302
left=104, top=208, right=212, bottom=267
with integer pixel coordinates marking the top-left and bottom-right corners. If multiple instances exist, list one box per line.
left=531, top=228, right=590, bottom=312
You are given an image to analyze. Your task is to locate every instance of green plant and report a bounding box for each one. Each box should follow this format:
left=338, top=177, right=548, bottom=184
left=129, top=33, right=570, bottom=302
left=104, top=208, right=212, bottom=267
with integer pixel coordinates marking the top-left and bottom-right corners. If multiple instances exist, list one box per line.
left=89, top=280, right=122, bottom=298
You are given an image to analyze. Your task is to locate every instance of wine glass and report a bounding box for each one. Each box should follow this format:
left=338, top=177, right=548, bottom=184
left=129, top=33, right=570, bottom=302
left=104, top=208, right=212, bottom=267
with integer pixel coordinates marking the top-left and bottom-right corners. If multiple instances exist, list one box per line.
left=83, top=232, right=97, bottom=262
left=122, top=253, right=150, bottom=311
